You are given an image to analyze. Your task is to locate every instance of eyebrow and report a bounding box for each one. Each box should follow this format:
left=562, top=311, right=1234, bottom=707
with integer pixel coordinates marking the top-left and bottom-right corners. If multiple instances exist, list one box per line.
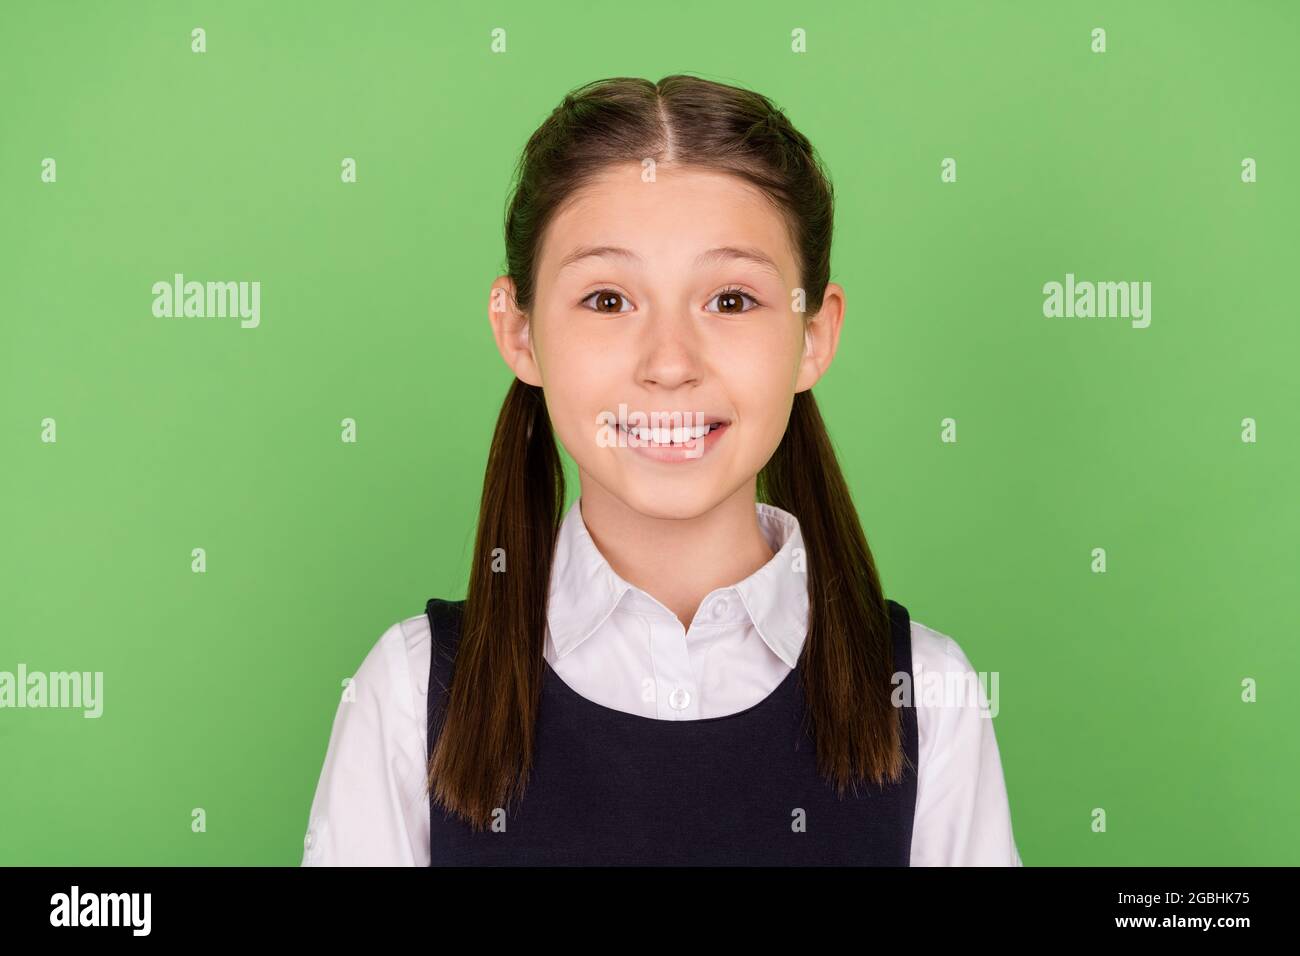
left=556, top=244, right=783, bottom=280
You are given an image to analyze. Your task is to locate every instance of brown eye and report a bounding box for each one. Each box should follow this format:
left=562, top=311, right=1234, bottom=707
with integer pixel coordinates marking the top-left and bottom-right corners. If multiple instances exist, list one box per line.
left=708, top=288, right=759, bottom=315
left=717, top=292, right=743, bottom=313
left=582, top=290, right=632, bottom=313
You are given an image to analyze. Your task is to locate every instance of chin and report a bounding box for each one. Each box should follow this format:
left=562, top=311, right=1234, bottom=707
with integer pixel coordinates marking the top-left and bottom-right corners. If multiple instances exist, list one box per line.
left=602, top=477, right=728, bottom=521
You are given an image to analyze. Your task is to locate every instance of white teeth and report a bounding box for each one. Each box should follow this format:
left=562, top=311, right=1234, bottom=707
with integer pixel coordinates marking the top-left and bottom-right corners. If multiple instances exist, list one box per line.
left=623, top=423, right=717, bottom=445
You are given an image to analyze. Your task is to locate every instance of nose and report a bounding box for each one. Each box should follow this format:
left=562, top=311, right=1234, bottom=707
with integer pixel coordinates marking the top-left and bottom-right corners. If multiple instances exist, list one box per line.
left=634, top=309, right=704, bottom=389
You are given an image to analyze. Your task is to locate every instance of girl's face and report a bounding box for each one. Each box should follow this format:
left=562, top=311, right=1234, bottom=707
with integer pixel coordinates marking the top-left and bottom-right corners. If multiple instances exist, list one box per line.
left=490, top=162, right=843, bottom=520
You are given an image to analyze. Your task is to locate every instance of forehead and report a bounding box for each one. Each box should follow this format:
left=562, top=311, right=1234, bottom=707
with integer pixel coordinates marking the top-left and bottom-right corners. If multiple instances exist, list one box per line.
left=538, top=163, right=797, bottom=275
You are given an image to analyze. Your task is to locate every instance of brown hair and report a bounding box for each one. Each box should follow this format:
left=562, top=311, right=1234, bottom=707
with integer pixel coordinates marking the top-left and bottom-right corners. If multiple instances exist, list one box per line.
left=427, top=74, right=903, bottom=829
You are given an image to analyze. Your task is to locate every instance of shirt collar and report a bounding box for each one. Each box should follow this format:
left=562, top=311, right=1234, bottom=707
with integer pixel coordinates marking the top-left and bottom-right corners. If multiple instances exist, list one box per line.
left=546, top=497, right=809, bottom=668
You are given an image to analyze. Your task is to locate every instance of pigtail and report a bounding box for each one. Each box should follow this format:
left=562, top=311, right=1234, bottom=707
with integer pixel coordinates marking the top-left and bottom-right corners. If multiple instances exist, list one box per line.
left=759, top=390, right=907, bottom=792
left=427, top=379, right=564, bottom=828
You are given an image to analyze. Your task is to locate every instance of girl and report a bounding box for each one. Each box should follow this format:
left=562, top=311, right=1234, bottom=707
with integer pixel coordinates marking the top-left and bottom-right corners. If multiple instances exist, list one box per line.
left=302, top=74, right=1022, bottom=866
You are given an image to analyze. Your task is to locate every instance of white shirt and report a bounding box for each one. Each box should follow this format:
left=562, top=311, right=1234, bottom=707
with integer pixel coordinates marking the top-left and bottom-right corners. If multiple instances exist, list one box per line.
left=302, top=498, right=1023, bottom=866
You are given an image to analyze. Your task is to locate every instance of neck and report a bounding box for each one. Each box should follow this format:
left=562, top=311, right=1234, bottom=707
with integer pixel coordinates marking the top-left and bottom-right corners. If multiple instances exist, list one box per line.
left=574, top=476, right=775, bottom=630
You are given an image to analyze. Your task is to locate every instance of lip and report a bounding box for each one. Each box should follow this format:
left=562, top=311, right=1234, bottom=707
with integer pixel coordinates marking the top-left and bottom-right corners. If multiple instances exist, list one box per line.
left=619, top=421, right=730, bottom=463
left=637, top=412, right=730, bottom=426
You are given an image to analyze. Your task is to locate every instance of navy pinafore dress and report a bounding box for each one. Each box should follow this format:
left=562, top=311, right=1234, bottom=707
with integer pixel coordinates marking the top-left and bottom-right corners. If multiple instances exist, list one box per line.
left=424, top=597, right=918, bottom=865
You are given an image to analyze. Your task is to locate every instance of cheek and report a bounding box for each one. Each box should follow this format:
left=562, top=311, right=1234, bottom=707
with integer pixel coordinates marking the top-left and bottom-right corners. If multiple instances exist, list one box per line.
left=725, top=339, right=800, bottom=444
left=535, top=316, right=611, bottom=377
left=537, top=358, right=618, bottom=460
left=543, top=381, right=591, bottom=444
left=728, top=332, right=800, bottom=398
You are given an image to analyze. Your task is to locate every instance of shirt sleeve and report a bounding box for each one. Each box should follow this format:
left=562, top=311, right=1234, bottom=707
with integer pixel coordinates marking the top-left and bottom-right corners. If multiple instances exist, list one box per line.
left=909, top=625, right=1023, bottom=866
left=300, top=619, right=431, bottom=866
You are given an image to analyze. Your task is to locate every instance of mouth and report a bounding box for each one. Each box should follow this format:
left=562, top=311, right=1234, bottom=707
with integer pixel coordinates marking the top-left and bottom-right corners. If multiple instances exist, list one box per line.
left=618, top=420, right=729, bottom=446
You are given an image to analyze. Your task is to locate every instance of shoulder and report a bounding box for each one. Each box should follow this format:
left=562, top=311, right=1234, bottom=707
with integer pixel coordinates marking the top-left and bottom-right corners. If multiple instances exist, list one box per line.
left=396, top=611, right=433, bottom=712
left=395, top=610, right=432, bottom=661
left=907, top=616, right=974, bottom=677
left=905, top=615, right=994, bottom=759
left=301, top=611, right=434, bottom=866
left=903, top=615, right=1022, bottom=866
left=344, top=612, right=432, bottom=721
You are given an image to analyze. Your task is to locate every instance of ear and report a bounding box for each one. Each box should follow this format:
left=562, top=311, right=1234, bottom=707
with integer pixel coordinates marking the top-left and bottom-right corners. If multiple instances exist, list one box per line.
left=487, top=275, right=543, bottom=387
left=793, top=282, right=845, bottom=392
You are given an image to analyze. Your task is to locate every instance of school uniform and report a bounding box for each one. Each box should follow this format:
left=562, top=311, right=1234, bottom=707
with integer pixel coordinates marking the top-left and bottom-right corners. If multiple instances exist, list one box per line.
left=301, top=498, right=1023, bottom=866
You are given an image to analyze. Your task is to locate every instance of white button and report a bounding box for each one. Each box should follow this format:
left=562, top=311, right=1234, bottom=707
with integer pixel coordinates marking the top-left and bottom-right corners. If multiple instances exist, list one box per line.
left=304, top=830, right=314, bottom=850
left=711, top=597, right=730, bottom=619
left=669, top=687, right=691, bottom=710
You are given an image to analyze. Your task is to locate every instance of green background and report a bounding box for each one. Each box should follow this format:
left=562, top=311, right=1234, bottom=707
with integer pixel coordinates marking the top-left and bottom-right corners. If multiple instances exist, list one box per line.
left=2, top=0, right=1296, bottom=865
